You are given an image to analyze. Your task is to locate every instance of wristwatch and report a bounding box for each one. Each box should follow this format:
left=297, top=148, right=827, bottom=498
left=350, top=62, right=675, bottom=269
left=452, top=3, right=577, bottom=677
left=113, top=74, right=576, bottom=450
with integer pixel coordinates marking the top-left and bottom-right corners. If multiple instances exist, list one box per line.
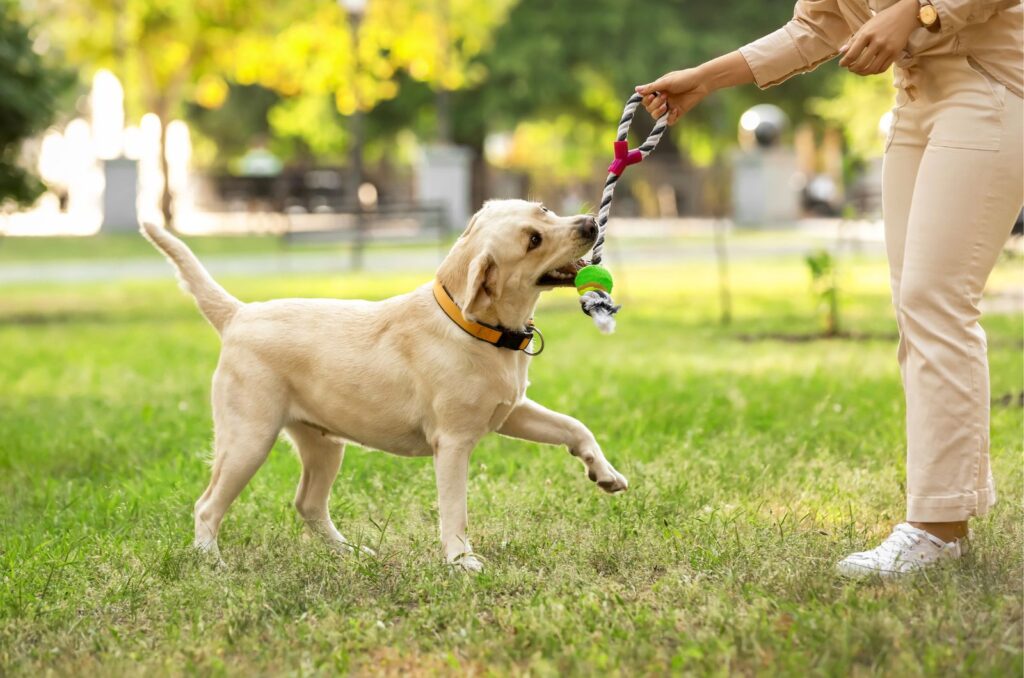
left=918, top=0, right=940, bottom=31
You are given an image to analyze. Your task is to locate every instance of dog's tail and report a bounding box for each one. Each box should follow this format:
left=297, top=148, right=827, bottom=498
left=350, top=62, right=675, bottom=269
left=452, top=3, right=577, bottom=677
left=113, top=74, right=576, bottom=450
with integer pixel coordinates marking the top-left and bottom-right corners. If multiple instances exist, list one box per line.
left=140, top=222, right=242, bottom=334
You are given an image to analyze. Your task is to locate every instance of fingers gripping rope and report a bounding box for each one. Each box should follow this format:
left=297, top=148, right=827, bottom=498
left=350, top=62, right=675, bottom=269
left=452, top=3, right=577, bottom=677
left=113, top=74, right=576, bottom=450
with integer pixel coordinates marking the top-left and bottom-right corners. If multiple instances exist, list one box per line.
left=575, top=92, right=668, bottom=333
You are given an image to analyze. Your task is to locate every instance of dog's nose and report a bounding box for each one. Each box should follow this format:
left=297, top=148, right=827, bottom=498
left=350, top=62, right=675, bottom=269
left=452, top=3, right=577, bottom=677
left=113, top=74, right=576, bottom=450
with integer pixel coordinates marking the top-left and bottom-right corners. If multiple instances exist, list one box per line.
left=577, top=216, right=598, bottom=241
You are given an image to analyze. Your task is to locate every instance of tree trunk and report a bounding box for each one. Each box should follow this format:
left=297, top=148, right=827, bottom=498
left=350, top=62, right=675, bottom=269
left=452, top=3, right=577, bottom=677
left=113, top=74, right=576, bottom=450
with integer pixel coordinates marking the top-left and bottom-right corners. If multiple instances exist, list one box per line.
left=713, top=218, right=732, bottom=326
left=710, top=159, right=732, bottom=326
left=469, top=140, right=488, bottom=212
left=157, top=107, right=175, bottom=233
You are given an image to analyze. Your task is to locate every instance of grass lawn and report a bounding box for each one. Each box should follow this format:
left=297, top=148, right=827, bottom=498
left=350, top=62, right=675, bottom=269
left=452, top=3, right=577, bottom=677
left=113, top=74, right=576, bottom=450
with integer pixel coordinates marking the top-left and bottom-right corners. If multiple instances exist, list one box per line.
left=1, top=253, right=1021, bottom=675
left=0, top=226, right=876, bottom=265
left=0, top=232, right=454, bottom=264
left=0, top=232, right=289, bottom=263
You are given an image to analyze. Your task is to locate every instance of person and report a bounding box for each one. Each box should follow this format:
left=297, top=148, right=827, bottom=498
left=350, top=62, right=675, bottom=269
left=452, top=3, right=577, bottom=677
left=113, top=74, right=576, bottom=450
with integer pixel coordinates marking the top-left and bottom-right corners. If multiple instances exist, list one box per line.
left=636, top=0, right=1023, bottom=577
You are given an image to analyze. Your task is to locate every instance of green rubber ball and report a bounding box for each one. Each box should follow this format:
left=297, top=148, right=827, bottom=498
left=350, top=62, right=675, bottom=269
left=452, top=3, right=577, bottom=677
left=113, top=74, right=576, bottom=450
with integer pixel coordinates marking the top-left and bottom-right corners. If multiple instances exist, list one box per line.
left=574, top=265, right=614, bottom=296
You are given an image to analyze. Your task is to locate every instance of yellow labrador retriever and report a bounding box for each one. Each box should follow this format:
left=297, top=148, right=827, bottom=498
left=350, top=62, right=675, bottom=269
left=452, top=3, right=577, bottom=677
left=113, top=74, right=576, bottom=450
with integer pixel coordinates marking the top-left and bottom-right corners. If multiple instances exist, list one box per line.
left=142, top=200, right=627, bottom=572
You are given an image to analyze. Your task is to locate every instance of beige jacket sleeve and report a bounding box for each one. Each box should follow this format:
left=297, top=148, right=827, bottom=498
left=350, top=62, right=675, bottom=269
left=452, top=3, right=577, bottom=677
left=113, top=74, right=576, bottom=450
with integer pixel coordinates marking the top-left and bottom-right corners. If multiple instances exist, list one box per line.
left=931, top=0, right=1020, bottom=35
left=738, top=1, right=853, bottom=89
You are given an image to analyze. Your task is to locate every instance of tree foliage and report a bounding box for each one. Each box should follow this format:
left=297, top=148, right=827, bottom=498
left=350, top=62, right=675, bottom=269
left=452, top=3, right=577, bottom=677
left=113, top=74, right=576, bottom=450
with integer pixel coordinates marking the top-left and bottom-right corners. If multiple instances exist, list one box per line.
left=0, top=0, right=73, bottom=206
left=40, top=0, right=299, bottom=226
left=41, top=0, right=517, bottom=172
left=35, top=0, right=883, bottom=193
left=810, top=68, right=896, bottom=162
left=446, top=0, right=850, bottom=181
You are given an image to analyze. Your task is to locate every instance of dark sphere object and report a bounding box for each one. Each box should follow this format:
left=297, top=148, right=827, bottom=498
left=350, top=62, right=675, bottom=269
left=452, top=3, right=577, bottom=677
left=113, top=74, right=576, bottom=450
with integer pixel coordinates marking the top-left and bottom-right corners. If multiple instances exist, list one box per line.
left=754, top=121, right=782, bottom=148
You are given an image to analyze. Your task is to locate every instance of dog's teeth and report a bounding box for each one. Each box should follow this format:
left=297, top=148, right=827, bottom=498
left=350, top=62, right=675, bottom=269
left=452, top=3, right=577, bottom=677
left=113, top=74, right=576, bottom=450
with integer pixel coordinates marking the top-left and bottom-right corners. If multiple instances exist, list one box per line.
left=544, top=266, right=577, bottom=281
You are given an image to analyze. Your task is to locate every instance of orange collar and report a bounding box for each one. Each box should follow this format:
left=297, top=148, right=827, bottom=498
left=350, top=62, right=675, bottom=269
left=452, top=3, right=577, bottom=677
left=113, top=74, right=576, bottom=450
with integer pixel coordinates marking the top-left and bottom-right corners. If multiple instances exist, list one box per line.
left=432, top=280, right=541, bottom=353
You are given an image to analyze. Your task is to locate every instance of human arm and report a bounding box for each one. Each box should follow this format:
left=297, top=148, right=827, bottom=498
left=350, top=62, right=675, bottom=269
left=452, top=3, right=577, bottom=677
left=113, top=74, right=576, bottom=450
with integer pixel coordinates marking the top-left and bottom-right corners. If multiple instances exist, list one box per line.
left=838, top=0, right=1019, bottom=75
left=635, top=51, right=753, bottom=125
left=739, top=0, right=853, bottom=88
left=636, top=1, right=851, bottom=124
left=839, top=0, right=925, bottom=75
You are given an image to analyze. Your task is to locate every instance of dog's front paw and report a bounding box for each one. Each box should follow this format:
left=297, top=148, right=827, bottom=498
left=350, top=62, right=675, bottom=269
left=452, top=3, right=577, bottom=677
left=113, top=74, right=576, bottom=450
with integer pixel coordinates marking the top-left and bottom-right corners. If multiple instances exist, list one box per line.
left=589, top=465, right=629, bottom=494
left=193, top=540, right=227, bottom=569
left=448, top=553, right=484, bottom=573
left=335, top=540, right=377, bottom=558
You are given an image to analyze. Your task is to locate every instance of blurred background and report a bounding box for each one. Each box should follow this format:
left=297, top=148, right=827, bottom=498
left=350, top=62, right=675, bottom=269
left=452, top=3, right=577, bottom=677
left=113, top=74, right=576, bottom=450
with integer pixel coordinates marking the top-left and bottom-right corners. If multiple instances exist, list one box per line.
left=1, top=0, right=923, bottom=241
left=0, top=0, right=1021, bottom=299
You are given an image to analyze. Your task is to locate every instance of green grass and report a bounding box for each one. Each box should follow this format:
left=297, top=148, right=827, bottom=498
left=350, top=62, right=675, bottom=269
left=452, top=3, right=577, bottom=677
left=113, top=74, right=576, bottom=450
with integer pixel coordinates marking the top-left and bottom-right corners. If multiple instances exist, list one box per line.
left=0, top=226, right=882, bottom=265
left=1, top=255, right=1021, bottom=675
left=0, top=232, right=455, bottom=264
left=0, top=232, right=288, bottom=262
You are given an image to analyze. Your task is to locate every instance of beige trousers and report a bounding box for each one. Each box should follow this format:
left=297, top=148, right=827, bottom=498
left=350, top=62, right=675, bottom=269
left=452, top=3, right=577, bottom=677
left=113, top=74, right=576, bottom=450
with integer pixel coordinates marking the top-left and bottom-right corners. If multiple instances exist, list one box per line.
left=882, top=55, right=1023, bottom=523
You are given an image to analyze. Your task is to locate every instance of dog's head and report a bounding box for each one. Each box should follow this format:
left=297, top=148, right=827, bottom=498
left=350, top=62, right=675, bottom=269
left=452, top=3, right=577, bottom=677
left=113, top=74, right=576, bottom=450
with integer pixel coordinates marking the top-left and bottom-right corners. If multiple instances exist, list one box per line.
left=436, top=199, right=598, bottom=328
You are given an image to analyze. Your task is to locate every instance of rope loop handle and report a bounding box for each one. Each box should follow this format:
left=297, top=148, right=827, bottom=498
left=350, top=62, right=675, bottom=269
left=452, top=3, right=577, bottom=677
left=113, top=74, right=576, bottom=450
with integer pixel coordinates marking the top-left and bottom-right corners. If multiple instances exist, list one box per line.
left=578, top=93, right=668, bottom=333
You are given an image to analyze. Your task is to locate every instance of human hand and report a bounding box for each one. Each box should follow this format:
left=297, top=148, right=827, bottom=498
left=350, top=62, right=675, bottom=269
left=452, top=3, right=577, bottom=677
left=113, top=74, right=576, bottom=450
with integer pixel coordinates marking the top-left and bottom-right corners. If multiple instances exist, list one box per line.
left=634, top=69, right=710, bottom=126
left=839, top=0, right=920, bottom=75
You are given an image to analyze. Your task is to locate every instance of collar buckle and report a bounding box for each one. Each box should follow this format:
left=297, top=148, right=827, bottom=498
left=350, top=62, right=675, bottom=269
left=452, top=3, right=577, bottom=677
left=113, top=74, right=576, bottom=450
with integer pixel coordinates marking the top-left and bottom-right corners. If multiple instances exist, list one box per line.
left=494, top=327, right=534, bottom=351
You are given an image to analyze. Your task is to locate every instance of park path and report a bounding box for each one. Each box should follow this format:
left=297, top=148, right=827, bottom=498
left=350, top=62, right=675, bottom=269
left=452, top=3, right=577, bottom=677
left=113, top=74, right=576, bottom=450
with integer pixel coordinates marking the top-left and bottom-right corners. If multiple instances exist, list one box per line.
left=1, top=229, right=1017, bottom=313
left=0, top=238, right=886, bottom=286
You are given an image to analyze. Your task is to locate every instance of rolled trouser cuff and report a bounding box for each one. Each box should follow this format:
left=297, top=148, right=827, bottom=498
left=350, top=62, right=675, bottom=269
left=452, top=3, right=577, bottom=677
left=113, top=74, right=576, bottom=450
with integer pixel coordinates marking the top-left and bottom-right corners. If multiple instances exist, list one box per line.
left=907, top=487, right=996, bottom=523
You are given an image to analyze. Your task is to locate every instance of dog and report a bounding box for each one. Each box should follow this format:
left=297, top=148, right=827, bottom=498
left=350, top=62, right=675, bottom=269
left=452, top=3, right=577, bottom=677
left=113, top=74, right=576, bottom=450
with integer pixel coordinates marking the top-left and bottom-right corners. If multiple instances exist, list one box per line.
left=142, top=200, right=628, bottom=572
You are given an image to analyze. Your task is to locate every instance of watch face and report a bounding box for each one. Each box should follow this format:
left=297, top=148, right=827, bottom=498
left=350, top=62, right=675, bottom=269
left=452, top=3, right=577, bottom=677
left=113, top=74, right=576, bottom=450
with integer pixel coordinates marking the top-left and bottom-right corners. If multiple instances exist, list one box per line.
left=920, top=4, right=938, bottom=26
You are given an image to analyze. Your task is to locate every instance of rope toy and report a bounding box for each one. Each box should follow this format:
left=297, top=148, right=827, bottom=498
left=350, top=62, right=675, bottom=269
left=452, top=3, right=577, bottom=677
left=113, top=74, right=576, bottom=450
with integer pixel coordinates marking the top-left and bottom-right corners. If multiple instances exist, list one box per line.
left=575, top=92, right=668, bottom=333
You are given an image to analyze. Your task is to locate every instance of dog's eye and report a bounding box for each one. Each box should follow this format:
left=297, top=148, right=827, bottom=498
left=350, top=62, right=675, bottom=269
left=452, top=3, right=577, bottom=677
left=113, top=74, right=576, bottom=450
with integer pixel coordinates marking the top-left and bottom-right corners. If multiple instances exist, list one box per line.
left=528, top=232, right=543, bottom=251
left=540, top=205, right=550, bottom=213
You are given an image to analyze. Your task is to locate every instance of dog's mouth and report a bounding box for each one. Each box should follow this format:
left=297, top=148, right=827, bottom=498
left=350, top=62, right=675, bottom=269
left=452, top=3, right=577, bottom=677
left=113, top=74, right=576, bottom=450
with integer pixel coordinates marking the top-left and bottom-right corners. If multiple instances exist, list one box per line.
left=537, top=258, right=586, bottom=287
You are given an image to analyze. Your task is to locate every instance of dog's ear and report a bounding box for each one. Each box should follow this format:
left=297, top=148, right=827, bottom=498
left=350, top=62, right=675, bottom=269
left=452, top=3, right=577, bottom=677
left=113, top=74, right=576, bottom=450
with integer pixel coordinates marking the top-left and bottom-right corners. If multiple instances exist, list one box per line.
left=459, top=210, right=481, bottom=239
left=462, top=251, right=501, bottom=321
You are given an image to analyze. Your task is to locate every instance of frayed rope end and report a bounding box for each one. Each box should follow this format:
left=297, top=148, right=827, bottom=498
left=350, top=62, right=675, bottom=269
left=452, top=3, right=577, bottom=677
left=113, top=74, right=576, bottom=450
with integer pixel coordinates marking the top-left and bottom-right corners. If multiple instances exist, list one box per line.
left=580, top=290, right=620, bottom=335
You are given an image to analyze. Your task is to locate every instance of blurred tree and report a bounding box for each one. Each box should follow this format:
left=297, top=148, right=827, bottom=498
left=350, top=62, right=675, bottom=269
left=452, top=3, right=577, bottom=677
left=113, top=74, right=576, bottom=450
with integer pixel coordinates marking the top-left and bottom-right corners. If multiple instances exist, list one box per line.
left=37, top=0, right=866, bottom=213
left=450, top=0, right=844, bottom=187
left=185, top=84, right=278, bottom=169
left=810, top=68, right=895, bottom=168
left=35, top=0, right=513, bottom=211
left=39, top=0, right=305, bottom=229
left=228, top=0, right=513, bottom=140
left=0, top=0, right=73, bottom=207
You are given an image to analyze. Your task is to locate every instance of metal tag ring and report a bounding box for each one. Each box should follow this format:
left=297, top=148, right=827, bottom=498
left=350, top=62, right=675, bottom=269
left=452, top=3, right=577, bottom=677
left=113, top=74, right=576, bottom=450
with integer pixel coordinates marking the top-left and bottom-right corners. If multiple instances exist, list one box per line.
left=522, top=326, right=545, bottom=356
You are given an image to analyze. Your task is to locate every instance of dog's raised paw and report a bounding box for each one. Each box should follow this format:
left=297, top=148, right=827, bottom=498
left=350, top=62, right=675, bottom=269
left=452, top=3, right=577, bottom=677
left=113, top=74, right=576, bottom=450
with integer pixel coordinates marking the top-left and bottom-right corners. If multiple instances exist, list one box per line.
left=595, top=469, right=628, bottom=494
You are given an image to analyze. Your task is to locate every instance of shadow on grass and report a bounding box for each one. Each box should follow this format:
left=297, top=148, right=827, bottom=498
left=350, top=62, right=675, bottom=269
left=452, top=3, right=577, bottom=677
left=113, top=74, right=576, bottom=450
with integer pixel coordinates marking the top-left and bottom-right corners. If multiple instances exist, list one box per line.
left=993, top=391, right=1024, bottom=408
left=735, top=331, right=899, bottom=343
left=0, top=309, right=196, bottom=326
left=734, top=331, right=1023, bottom=351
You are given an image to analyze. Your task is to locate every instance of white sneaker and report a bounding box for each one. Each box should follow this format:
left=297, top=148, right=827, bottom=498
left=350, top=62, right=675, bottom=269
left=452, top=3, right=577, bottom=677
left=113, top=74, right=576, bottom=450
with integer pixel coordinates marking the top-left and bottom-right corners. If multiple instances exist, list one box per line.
left=836, top=523, right=966, bottom=578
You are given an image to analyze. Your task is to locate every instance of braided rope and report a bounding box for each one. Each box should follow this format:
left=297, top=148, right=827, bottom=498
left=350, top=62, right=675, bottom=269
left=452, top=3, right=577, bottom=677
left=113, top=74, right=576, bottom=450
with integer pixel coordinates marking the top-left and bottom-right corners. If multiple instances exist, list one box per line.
left=580, top=92, right=668, bottom=332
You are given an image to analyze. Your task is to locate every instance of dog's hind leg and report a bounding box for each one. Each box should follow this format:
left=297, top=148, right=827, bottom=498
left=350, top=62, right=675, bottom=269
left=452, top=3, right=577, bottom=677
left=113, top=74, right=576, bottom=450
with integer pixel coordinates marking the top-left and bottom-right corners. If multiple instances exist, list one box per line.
left=193, top=368, right=284, bottom=561
left=284, top=422, right=372, bottom=555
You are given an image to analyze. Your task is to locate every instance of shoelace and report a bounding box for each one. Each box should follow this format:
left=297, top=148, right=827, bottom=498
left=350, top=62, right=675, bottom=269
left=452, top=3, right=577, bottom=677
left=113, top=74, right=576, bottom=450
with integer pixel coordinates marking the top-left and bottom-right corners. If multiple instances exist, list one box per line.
left=872, top=524, right=925, bottom=561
